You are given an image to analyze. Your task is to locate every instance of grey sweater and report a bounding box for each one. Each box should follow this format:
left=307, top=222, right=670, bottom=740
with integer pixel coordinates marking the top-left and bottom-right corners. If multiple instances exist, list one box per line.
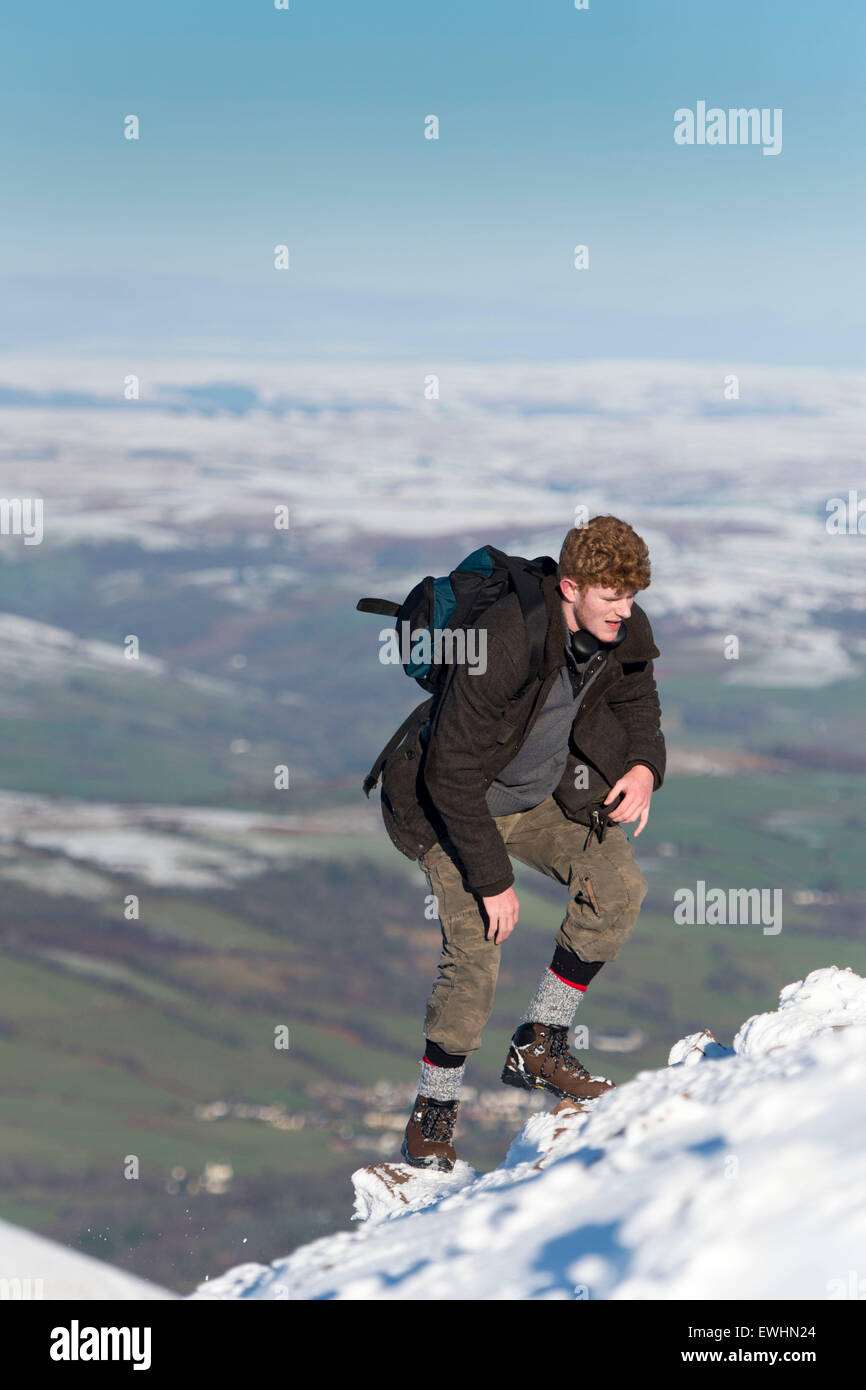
left=484, top=634, right=605, bottom=816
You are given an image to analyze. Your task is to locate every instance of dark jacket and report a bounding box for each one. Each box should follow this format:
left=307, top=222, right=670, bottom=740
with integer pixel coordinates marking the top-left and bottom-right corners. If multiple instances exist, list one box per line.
left=378, top=572, right=665, bottom=898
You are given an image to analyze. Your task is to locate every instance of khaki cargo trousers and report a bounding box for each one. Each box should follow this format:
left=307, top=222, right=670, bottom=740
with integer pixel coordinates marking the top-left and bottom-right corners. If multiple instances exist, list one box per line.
left=418, top=792, right=649, bottom=1056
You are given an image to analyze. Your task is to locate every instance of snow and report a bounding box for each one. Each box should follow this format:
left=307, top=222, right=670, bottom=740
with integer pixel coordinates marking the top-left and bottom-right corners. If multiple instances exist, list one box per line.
left=1, top=355, right=864, bottom=688
left=0, top=790, right=380, bottom=890
left=0, top=1218, right=177, bottom=1300
left=189, top=966, right=866, bottom=1301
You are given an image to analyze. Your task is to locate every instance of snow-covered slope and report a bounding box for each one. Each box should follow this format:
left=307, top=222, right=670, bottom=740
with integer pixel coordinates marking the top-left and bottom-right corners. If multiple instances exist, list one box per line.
left=1, top=356, right=864, bottom=689
left=0, top=1218, right=177, bottom=1299
left=189, top=966, right=866, bottom=1301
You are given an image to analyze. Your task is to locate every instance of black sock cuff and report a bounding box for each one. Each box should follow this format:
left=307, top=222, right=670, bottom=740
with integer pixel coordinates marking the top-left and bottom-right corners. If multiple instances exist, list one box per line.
left=423, top=1039, right=467, bottom=1068
left=550, top=946, right=605, bottom=988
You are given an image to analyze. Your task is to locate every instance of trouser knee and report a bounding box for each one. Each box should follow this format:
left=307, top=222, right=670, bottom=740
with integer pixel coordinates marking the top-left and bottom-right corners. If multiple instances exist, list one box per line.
left=424, top=939, right=499, bottom=1055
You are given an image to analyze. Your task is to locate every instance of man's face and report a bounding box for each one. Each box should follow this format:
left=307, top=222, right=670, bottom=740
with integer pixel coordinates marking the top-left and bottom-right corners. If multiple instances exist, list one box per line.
left=559, top=578, right=636, bottom=641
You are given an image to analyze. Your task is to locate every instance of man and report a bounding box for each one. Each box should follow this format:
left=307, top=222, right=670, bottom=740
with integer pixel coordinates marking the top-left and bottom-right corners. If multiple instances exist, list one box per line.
left=393, top=515, right=666, bottom=1170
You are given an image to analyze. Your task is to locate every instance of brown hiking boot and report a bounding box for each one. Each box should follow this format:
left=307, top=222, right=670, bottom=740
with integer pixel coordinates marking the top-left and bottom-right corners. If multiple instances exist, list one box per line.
left=501, top=1021, right=615, bottom=1103
left=400, top=1094, right=459, bottom=1172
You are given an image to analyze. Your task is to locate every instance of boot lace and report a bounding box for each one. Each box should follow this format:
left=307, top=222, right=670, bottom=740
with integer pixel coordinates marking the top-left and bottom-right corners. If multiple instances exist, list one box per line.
left=545, top=1026, right=591, bottom=1080
left=420, top=1099, right=457, bottom=1141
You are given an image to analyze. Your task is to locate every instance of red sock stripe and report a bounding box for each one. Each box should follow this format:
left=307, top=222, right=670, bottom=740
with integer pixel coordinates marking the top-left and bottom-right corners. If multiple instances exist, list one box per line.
left=422, top=1053, right=439, bottom=1066
left=549, top=970, right=588, bottom=991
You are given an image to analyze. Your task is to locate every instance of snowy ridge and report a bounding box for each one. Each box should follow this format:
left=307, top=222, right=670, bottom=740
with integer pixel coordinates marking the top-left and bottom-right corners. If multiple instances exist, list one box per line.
left=190, top=967, right=866, bottom=1301
left=0, top=356, right=864, bottom=689
left=0, top=1218, right=177, bottom=1300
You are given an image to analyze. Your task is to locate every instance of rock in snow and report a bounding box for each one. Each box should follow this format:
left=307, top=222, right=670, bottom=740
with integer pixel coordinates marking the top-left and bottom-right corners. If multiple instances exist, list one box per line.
left=185, top=965, right=865, bottom=1300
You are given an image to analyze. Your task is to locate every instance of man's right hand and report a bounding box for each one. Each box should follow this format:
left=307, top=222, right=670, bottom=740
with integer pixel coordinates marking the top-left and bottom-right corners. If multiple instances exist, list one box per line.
left=480, top=886, right=519, bottom=943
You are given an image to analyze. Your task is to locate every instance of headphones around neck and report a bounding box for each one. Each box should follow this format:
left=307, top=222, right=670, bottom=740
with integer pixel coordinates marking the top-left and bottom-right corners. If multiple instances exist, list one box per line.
left=569, top=621, right=627, bottom=659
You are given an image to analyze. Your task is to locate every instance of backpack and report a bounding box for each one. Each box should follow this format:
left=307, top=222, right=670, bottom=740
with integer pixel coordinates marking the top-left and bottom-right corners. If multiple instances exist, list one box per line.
left=357, top=544, right=557, bottom=796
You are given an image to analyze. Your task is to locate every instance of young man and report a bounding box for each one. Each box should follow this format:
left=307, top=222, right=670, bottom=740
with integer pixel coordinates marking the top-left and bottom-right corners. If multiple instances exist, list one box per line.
left=394, top=515, right=666, bottom=1170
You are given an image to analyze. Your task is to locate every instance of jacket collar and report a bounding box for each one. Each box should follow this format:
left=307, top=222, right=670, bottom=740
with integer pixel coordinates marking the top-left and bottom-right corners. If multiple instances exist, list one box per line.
left=539, top=573, right=659, bottom=676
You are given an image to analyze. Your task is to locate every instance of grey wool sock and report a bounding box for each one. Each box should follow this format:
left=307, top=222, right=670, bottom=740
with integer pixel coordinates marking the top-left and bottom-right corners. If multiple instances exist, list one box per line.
left=521, top=967, right=586, bottom=1030
left=418, top=1057, right=465, bottom=1102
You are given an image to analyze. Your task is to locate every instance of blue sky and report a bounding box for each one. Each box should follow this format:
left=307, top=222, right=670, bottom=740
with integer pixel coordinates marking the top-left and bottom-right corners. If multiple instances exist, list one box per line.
left=3, top=1, right=864, bottom=363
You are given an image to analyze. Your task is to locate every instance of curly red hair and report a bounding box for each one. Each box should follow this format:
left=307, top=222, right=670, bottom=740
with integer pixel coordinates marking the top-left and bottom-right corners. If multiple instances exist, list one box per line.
left=558, top=515, right=651, bottom=594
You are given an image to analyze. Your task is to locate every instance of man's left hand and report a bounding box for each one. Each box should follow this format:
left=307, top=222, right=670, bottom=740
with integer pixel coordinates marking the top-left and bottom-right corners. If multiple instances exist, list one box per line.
left=604, top=765, right=655, bottom=837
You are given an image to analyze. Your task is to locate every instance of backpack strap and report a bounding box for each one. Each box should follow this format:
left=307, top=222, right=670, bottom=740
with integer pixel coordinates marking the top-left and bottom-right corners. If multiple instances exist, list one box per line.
left=356, top=597, right=400, bottom=617
left=487, top=549, right=553, bottom=694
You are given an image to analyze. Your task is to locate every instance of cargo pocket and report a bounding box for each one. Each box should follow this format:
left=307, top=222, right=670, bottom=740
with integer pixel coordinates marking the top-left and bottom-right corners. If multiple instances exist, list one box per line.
left=575, top=872, right=601, bottom=917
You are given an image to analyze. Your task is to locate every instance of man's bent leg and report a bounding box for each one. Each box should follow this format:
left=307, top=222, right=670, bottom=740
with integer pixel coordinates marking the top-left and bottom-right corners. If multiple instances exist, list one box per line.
left=419, top=838, right=501, bottom=1057
left=418, top=815, right=522, bottom=1057
left=493, top=797, right=634, bottom=1099
left=403, top=819, right=523, bottom=1170
left=499, top=797, right=648, bottom=1040
left=556, top=822, right=649, bottom=962
left=502, top=797, right=649, bottom=963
